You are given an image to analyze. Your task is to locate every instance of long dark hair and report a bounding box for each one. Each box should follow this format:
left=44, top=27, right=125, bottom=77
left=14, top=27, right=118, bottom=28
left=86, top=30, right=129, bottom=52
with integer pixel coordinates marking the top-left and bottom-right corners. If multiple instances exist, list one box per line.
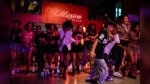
left=62, top=20, right=73, bottom=29
left=86, top=23, right=96, bottom=35
left=13, top=19, right=21, bottom=26
left=50, top=23, right=58, bottom=31
left=24, top=22, right=34, bottom=31
left=131, top=22, right=140, bottom=32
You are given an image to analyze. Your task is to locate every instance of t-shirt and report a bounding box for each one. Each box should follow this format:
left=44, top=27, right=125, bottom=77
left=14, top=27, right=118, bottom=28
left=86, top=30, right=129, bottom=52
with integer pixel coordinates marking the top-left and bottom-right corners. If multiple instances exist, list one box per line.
left=104, top=34, right=120, bottom=55
left=10, top=28, right=22, bottom=43
left=95, top=27, right=109, bottom=59
left=34, top=32, right=47, bottom=45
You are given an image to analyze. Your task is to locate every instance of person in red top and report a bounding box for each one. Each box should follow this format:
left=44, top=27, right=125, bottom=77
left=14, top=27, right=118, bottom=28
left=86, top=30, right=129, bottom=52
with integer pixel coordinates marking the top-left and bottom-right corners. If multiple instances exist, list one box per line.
left=21, top=22, right=35, bottom=75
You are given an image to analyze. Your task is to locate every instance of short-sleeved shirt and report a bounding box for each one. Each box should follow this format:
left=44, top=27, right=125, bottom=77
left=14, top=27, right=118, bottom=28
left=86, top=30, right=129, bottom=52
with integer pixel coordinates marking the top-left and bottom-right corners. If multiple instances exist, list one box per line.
left=95, top=27, right=109, bottom=59
left=10, top=28, right=22, bottom=44
left=58, top=29, right=75, bottom=52
left=104, top=34, right=120, bottom=55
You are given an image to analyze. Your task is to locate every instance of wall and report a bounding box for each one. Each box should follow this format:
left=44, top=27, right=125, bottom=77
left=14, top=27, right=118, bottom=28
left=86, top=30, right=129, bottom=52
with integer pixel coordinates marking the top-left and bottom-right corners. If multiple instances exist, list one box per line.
left=10, top=12, right=42, bottom=28
left=122, top=0, right=140, bottom=15
left=42, top=1, right=87, bottom=25
left=128, top=14, right=139, bottom=22
left=10, top=1, right=103, bottom=33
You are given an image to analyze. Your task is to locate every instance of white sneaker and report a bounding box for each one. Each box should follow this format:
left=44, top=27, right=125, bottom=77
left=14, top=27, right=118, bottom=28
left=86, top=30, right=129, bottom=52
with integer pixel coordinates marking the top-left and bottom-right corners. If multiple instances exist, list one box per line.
left=11, top=69, right=15, bottom=74
left=15, top=68, right=19, bottom=73
left=113, top=72, right=122, bottom=78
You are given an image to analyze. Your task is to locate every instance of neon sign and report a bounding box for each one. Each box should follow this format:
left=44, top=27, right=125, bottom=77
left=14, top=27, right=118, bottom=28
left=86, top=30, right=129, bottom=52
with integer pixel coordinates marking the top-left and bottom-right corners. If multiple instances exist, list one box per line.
left=46, top=7, right=82, bottom=22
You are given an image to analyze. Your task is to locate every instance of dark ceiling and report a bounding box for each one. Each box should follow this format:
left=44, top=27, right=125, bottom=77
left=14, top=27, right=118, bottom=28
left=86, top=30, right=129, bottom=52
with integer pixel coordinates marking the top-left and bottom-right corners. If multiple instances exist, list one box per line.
left=86, top=0, right=106, bottom=8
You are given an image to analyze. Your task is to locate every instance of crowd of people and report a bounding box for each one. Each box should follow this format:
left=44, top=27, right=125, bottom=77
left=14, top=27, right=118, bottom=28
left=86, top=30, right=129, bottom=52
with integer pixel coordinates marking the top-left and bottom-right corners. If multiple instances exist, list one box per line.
left=10, top=15, right=140, bottom=84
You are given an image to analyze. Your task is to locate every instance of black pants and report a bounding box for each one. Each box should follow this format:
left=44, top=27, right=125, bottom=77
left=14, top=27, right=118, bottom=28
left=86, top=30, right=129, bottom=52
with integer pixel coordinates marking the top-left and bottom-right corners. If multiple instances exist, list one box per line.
left=115, top=40, right=127, bottom=72
left=36, top=45, right=45, bottom=70
left=104, top=53, right=112, bottom=76
left=114, top=48, right=124, bottom=72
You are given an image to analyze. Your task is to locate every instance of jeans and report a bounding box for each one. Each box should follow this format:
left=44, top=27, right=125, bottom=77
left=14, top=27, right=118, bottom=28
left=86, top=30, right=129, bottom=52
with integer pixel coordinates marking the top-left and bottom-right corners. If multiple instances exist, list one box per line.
left=89, top=58, right=108, bottom=84
left=104, top=53, right=113, bottom=76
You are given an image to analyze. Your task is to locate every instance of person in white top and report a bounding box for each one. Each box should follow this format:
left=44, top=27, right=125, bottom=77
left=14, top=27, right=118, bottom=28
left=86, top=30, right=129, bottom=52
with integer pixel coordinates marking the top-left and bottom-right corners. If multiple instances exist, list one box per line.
left=58, top=20, right=75, bottom=80
left=103, top=28, right=121, bottom=80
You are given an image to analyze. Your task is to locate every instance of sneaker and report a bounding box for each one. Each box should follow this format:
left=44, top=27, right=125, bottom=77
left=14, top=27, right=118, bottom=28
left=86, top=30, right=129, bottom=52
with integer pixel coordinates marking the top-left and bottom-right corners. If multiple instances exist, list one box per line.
left=134, top=70, right=140, bottom=74
left=106, top=76, right=113, bottom=81
left=11, top=69, right=15, bottom=75
left=128, top=72, right=136, bottom=79
left=96, top=81, right=101, bottom=84
left=15, top=68, right=19, bottom=73
left=113, top=72, right=122, bottom=78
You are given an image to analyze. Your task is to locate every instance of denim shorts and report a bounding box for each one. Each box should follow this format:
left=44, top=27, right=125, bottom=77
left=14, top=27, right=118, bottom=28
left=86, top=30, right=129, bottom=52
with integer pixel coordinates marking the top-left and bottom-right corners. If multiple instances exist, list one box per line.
left=22, top=45, right=33, bottom=53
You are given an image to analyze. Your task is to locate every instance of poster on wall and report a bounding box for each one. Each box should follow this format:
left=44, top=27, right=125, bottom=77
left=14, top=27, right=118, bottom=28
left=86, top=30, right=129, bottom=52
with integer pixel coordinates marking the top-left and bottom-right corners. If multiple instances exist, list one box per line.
left=42, top=1, right=88, bottom=25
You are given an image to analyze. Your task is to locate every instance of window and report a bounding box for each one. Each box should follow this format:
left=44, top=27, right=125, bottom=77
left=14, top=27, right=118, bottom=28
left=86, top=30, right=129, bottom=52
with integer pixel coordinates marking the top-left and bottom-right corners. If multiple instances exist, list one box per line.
left=115, top=1, right=122, bottom=17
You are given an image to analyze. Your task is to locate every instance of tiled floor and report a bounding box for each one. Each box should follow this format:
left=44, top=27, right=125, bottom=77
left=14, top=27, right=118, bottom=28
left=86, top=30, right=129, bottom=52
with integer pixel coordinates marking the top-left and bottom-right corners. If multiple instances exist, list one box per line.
left=10, top=65, right=140, bottom=84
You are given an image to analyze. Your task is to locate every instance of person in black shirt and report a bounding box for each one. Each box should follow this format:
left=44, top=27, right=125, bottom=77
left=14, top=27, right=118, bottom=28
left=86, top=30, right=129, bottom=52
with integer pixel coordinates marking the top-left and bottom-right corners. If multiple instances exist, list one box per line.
left=86, top=21, right=115, bottom=84
left=45, top=23, right=59, bottom=76
left=10, top=19, right=22, bottom=75
left=71, top=24, right=84, bottom=76
left=34, top=25, right=46, bottom=72
left=82, top=23, right=97, bottom=70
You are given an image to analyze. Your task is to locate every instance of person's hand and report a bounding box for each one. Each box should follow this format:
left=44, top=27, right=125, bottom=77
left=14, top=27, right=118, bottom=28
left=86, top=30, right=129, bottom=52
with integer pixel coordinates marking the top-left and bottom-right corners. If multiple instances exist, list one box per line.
left=90, top=51, right=96, bottom=59
left=90, top=36, right=95, bottom=40
left=125, top=37, right=129, bottom=41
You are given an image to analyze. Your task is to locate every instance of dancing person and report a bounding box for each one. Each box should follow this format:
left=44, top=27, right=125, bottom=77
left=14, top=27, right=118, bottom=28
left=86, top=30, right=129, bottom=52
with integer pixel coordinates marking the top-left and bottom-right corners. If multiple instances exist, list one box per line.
left=82, top=23, right=97, bottom=69
left=86, top=21, right=115, bottom=84
left=71, top=24, right=84, bottom=76
left=34, top=25, right=46, bottom=72
left=104, top=27, right=120, bottom=81
left=121, top=22, right=140, bottom=79
left=45, top=23, right=59, bottom=76
left=21, top=22, right=35, bottom=75
left=113, top=15, right=130, bottom=77
left=10, top=19, right=22, bottom=74
left=58, top=20, right=75, bottom=79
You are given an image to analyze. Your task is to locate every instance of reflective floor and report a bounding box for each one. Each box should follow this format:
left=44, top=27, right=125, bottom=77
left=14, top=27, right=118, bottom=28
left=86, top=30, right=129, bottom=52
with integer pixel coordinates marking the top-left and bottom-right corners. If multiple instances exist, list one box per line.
left=10, top=65, right=140, bottom=84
